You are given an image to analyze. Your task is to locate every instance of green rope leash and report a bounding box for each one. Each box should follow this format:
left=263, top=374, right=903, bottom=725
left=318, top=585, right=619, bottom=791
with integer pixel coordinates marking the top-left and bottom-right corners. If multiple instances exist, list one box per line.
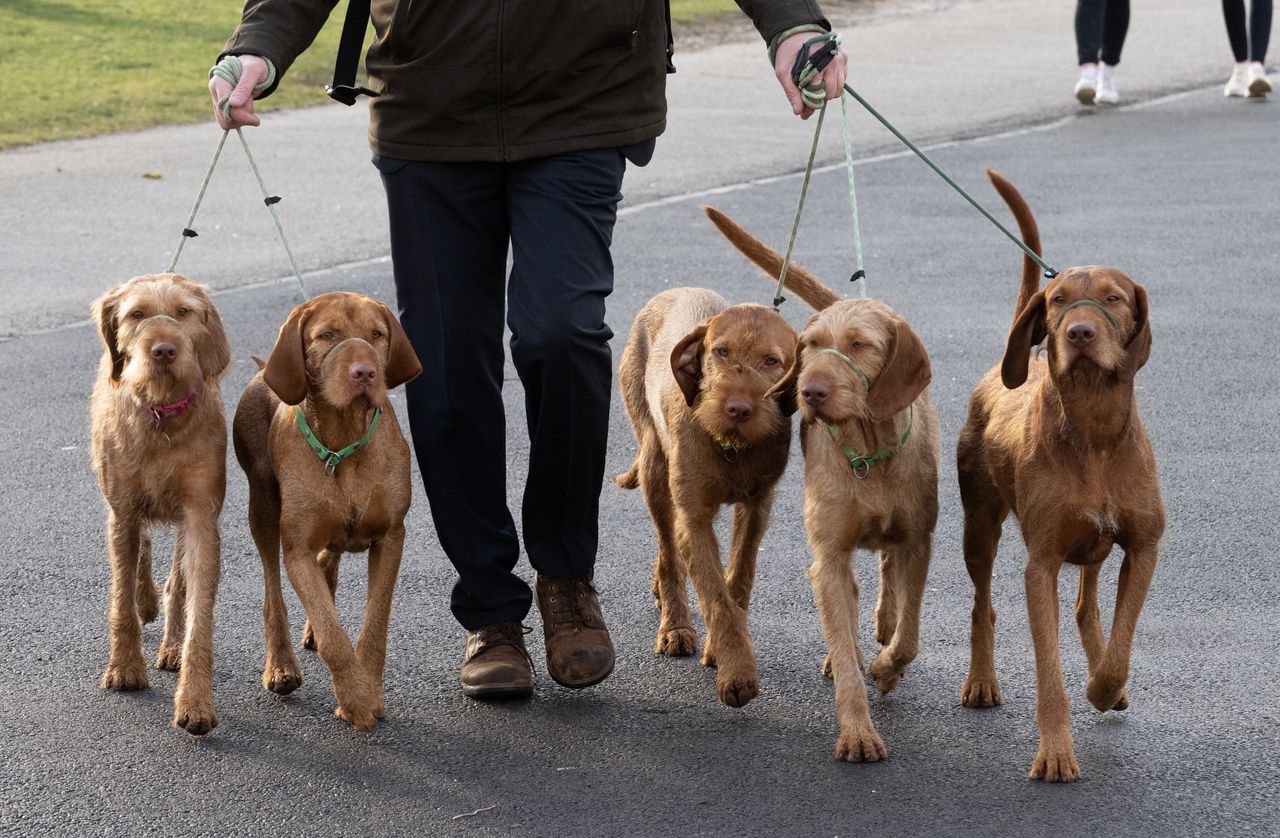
left=839, top=92, right=867, bottom=298
left=773, top=102, right=827, bottom=308
left=840, top=82, right=1058, bottom=279
left=295, top=405, right=382, bottom=476
left=166, top=57, right=309, bottom=301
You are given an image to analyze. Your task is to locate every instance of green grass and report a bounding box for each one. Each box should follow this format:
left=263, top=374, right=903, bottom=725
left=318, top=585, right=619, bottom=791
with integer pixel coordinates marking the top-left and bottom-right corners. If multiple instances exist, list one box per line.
left=0, top=0, right=742, bottom=150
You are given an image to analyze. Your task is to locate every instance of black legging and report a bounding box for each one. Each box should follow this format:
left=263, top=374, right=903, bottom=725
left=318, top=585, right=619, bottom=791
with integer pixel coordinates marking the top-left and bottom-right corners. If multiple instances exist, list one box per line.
left=1076, top=0, right=1130, bottom=66
left=1223, top=0, right=1272, bottom=62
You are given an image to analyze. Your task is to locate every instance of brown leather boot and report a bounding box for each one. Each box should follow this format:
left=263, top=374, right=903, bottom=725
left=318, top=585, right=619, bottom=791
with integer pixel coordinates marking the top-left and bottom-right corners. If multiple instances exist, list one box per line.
left=535, top=575, right=615, bottom=689
left=459, top=622, right=534, bottom=699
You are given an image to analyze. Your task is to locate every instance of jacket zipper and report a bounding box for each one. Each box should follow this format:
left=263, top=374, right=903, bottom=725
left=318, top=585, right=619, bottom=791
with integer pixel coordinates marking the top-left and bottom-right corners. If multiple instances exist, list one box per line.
left=497, top=0, right=506, bottom=159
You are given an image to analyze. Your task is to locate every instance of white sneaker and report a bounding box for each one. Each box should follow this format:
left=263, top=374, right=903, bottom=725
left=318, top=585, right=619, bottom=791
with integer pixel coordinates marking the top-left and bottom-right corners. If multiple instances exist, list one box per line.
left=1225, top=63, right=1250, bottom=97
left=1075, top=64, right=1098, bottom=105
left=1096, top=64, right=1119, bottom=105
left=1247, top=62, right=1272, bottom=97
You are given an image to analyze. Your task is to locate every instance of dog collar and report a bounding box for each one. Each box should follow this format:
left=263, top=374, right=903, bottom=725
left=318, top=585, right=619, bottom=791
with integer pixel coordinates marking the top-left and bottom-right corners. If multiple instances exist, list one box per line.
left=824, top=403, right=913, bottom=480
left=817, top=347, right=871, bottom=391
left=295, top=405, right=382, bottom=476
left=1052, top=299, right=1119, bottom=332
left=136, top=371, right=203, bottom=425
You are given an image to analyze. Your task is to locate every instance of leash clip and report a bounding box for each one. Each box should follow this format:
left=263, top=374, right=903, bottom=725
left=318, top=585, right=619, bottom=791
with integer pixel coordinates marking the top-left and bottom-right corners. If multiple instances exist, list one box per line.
left=849, top=458, right=871, bottom=480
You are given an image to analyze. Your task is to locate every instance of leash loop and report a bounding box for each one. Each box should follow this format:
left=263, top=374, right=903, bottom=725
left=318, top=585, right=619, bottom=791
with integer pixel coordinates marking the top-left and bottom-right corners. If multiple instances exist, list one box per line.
left=166, top=57, right=309, bottom=301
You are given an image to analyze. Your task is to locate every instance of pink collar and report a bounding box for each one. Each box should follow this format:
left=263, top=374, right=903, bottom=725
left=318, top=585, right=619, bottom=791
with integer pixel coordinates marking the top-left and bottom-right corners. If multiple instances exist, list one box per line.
left=137, top=371, right=203, bottom=424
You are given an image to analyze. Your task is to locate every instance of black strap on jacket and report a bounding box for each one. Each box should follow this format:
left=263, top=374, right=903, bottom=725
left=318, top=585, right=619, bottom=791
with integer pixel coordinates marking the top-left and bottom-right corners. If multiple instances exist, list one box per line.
left=327, top=0, right=380, bottom=105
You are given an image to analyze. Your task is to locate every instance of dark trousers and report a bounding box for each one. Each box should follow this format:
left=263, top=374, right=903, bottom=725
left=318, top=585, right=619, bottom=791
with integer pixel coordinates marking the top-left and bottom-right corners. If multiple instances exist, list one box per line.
left=1075, top=0, right=1130, bottom=66
left=1223, top=0, right=1272, bottom=62
left=374, top=149, right=628, bottom=630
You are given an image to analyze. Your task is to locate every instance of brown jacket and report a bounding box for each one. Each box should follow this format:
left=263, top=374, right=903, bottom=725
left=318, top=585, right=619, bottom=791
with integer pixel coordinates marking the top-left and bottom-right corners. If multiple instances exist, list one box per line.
left=224, top=0, right=829, bottom=162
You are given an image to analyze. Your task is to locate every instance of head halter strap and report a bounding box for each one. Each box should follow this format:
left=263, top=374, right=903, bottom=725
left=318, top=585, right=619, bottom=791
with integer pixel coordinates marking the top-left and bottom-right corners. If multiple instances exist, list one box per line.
left=1052, top=299, right=1119, bottom=333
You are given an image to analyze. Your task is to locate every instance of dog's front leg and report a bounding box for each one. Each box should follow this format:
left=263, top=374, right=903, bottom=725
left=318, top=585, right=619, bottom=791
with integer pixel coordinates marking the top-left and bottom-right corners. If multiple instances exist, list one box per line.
left=641, top=452, right=697, bottom=657
left=1074, top=563, right=1127, bottom=710
left=725, top=493, right=773, bottom=611
left=1025, top=555, right=1080, bottom=782
left=870, top=534, right=931, bottom=694
left=677, top=508, right=758, bottom=708
left=135, top=529, right=160, bottom=625
left=248, top=483, right=302, bottom=695
left=1085, top=543, right=1157, bottom=713
left=101, top=509, right=149, bottom=691
left=355, top=526, right=405, bottom=720
left=155, top=527, right=187, bottom=671
left=302, top=550, right=341, bottom=651
left=808, top=545, right=885, bottom=762
left=283, top=539, right=378, bottom=730
left=172, top=506, right=220, bottom=735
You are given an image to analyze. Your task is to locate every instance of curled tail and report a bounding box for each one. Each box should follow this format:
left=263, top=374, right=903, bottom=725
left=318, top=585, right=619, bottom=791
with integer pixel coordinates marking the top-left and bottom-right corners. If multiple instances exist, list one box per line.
left=613, top=461, right=640, bottom=490
left=985, top=168, right=1044, bottom=327
left=702, top=205, right=841, bottom=311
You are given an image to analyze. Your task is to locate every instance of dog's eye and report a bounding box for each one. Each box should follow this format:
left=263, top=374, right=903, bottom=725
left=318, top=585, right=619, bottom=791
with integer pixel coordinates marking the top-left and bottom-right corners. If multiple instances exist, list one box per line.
left=129, top=310, right=144, bottom=319
left=764, top=356, right=780, bottom=367
left=714, top=347, right=729, bottom=358
left=1051, top=295, right=1065, bottom=305
left=321, top=331, right=334, bottom=340
left=371, top=329, right=383, bottom=339
left=849, top=341, right=863, bottom=351
left=1105, top=295, right=1120, bottom=303
left=176, top=307, right=189, bottom=317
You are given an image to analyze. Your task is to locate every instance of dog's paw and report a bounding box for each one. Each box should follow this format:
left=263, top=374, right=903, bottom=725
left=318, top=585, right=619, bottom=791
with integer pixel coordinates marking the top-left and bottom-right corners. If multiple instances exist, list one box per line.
left=154, top=644, right=182, bottom=672
left=715, top=669, right=759, bottom=708
left=335, top=702, right=380, bottom=732
left=873, top=609, right=896, bottom=648
left=821, top=654, right=832, bottom=678
left=1028, top=743, right=1081, bottom=783
left=655, top=626, right=697, bottom=657
left=173, top=695, right=218, bottom=736
left=1085, top=675, right=1128, bottom=713
left=834, top=728, right=887, bottom=763
left=262, top=663, right=303, bottom=695
left=301, top=620, right=317, bottom=651
left=101, top=661, right=150, bottom=691
left=960, top=675, right=1003, bottom=708
left=869, top=652, right=906, bottom=694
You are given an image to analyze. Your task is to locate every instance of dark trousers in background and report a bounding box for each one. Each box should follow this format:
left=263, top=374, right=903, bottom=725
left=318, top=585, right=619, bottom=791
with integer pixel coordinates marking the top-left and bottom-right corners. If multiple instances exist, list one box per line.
left=1075, top=0, right=1130, bottom=66
left=1223, top=0, right=1272, bottom=62
left=375, top=149, right=628, bottom=630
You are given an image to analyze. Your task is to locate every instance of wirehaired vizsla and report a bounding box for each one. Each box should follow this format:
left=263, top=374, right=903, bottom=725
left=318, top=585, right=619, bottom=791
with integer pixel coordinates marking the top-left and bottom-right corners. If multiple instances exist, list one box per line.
left=615, top=287, right=798, bottom=708
left=233, top=292, right=422, bottom=731
left=956, top=170, right=1164, bottom=782
left=90, top=273, right=232, bottom=735
left=706, top=206, right=939, bottom=763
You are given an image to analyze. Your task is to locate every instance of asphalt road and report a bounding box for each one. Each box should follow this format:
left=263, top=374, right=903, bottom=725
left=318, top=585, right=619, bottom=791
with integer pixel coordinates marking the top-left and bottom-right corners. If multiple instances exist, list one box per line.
left=2, top=87, right=1278, bottom=836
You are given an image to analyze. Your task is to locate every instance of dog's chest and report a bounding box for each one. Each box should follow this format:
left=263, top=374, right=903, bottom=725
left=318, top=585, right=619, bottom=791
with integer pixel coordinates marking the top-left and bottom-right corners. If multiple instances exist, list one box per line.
left=290, top=477, right=405, bottom=553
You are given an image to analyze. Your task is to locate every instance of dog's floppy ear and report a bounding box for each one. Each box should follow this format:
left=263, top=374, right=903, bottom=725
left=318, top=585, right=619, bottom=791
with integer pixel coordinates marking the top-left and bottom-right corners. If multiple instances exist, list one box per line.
left=192, top=284, right=232, bottom=381
left=1117, top=283, right=1151, bottom=383
left=1001, top=291, right=1048, bottom=389
left=670, top=324, right=709, bottom=408
left=867, top=319, right=931, bottom=421
left=765, top=338, right=802, bottom=417
left=91, top=285, right=127, bottom=383
left=378, top=301, right=422, bottom=389
left=264, top=302, right=312, bottom=406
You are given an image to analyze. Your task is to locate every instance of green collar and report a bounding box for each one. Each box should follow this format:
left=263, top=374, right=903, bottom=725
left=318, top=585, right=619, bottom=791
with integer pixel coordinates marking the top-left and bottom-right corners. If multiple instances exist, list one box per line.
left=1052, top=299, right=1119, bottom=332
left=825, top=403, right=914, bottom=480
left=294, top=405, right=382, bottom=476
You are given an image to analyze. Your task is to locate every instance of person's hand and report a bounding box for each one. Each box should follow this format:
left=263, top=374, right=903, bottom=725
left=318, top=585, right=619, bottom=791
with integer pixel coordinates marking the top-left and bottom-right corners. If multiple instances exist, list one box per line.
left=209, top=54, right=270, bottom=129
left=773, top=32, right=848, bottom=119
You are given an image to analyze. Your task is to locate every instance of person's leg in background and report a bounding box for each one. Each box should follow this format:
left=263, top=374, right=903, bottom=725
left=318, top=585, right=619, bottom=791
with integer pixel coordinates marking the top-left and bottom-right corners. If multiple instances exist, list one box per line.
left=1096, top=0, right=1129, bottom=104
left=1248, top=0, right=1273, bottom=94
left=1074, top=0, right=1106, bottom=103
left=505, top=147, right=627, bottom=689
left=1224, top=0, right=1254, bottom=95
left=376, top=155, right=538, bottom=699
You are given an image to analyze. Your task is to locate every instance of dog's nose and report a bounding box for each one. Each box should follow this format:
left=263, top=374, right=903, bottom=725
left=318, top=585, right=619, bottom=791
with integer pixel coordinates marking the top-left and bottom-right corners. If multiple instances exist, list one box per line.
left=349, top=362, right=377, bottom=385
left=724, top=398, right=753, bottom=421
left=150, top=342, right=177, bottom=364
left=801, top=381, right=829, bottom=404
left=1066, top=321, right=1097, bottom=346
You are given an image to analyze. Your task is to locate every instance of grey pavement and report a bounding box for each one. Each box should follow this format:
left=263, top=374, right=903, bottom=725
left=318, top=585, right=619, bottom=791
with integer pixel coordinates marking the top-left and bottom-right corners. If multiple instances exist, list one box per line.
left=3, top=2, right=1280, bottom=837
left=0, top=0, right=1267, bottom=336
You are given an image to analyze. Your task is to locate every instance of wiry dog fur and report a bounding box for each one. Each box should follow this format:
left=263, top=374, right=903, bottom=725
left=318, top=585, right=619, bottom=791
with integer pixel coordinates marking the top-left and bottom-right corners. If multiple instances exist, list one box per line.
left=233, top=292, right=421, bottom=731
left=706, top=206, right=939, bottom=762
left=615, top=287, right=797, bottom=708
left=90, top=273, right=232, bottom=735
left=956, top=170, right=1164, bottom=782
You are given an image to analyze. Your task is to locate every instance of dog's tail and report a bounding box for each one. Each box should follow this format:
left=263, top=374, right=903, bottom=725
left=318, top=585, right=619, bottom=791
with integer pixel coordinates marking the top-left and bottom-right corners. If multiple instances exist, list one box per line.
left=985, top=168, right=1044, bottom=326
left=613, top=461, right=640, bottom=490
left=250, top=355, right=267, bottom=371
left=702, top=205, right=841, bottom=311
